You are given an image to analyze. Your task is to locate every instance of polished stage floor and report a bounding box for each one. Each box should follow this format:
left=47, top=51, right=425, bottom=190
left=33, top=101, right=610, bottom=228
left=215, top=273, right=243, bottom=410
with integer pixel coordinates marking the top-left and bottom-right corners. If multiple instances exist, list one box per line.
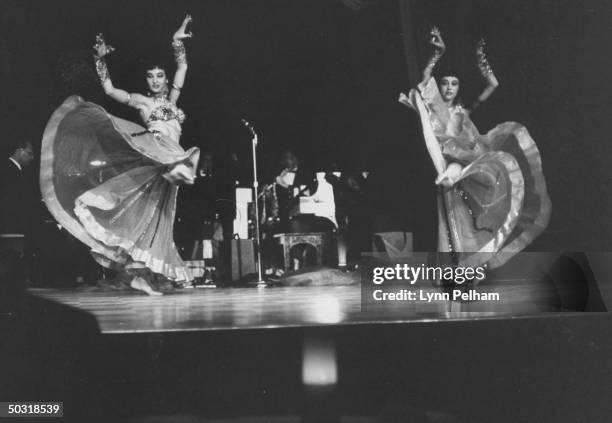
left=28, top=272, right=576, bottom=334
left=15, top=260, right=611, bottom=423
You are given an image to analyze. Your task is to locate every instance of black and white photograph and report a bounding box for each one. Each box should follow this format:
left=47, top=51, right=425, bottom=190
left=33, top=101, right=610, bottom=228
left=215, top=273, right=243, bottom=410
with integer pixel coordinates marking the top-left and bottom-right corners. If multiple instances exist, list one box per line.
left=1, top=0, right=611, bottom=421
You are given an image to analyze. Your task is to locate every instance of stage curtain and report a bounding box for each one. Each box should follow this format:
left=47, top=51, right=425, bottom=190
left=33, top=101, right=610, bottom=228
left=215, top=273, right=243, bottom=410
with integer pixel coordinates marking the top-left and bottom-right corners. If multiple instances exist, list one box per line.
left=398, top=0, right=421, bottom=88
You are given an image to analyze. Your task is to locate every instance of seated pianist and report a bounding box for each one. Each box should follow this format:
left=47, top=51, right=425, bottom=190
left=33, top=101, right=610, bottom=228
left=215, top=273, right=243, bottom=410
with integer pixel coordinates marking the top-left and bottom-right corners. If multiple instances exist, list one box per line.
left=274, top=149, right=336, bottom=234
left=261, top=150, right=337, bottom=273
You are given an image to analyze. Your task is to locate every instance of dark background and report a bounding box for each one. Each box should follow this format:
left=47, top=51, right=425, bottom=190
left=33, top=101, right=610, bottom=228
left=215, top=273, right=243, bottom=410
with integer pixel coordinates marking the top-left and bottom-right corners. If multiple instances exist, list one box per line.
left=2, top=3, right=612, bottom=421
left=1, top=0, right=612, bottom=251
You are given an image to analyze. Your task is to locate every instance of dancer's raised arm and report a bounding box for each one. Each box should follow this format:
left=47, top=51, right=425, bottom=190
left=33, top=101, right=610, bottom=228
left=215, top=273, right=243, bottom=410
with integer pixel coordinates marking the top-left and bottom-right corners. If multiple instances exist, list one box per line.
left=421, top=27, right=445, bottom=86
left=471, top=39, right=499, bottom=110
left=169, top=14, right=193, bottom=104
left=93, top=34, right=148, bottom=108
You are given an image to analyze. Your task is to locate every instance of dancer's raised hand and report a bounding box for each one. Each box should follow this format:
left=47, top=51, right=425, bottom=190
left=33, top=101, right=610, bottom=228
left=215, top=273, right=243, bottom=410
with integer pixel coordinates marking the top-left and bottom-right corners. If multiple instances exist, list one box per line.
left=429, top=26, right=445, bottom=51
left=93, top=33, right=115, bottom=58
left=173, top=14, right=193, bottom=41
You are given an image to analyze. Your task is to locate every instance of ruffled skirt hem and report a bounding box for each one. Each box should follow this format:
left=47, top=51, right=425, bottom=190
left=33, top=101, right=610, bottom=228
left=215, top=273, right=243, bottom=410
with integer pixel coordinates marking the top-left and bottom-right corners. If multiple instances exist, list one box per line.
left=40, top=95, right=198, bottom=282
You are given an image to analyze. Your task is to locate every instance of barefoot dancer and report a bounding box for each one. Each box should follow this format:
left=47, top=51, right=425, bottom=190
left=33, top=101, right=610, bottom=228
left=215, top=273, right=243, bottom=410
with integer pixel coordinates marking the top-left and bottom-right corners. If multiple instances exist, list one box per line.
left=400, top=28, right=551, bottom=269
left=41, top=15, right=199, bottom=295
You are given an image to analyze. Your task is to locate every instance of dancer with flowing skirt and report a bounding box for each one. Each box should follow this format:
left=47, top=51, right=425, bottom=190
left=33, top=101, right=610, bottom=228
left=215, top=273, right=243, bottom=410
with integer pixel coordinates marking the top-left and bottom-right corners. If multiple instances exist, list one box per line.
left=41, top=15, right=199, bottom=295
left=400, top=27, right=551, bottom=269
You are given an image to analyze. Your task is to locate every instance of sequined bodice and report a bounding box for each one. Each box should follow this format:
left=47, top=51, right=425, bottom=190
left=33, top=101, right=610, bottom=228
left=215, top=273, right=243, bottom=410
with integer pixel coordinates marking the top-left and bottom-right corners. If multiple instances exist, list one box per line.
left=146, top=97, right=186, bottom=125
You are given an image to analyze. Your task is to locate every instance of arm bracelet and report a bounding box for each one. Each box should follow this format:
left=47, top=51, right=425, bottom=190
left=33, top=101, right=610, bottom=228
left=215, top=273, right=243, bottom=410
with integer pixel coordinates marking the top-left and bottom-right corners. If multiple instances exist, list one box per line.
left=94, top=55, right=110, bottom=84
left=425, top=48, right=444, bottom=72
left=476, top=40, right=493, bottom=77
left=172, top=39, right=187, bottom=65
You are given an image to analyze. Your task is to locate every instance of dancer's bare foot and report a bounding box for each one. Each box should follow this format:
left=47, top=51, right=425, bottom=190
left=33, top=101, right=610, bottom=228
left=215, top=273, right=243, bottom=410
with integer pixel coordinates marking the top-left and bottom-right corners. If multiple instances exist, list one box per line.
left=130, top=276, right=163, bottom=296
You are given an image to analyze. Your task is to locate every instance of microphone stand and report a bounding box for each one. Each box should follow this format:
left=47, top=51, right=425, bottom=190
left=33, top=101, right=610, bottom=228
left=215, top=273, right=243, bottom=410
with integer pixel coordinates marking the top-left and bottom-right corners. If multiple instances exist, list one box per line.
left=243, top=119, right=266, bottom=287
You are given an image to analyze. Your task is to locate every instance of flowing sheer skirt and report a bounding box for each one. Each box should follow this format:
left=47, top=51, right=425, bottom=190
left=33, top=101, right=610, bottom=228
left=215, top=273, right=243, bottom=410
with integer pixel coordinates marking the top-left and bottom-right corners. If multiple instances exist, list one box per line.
left=40, top=96, right=200, bottom=281
left=404, top=84, right=551, bottom=269
left=437, top=122, right=551, bottom=269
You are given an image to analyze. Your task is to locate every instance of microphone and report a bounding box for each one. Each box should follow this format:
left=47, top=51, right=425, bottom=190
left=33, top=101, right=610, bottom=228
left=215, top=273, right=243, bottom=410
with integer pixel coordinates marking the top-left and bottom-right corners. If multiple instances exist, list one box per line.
left=241, top=118, right=257, bottom=143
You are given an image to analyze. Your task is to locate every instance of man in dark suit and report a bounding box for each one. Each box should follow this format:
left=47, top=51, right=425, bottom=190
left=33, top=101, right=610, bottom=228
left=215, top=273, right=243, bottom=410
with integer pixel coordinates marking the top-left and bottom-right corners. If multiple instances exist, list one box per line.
left=1, top=140, right=34, bottom=297
left=275, top=149, right=316, bottom=194
left=1, top=140, right=35, bottom=235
